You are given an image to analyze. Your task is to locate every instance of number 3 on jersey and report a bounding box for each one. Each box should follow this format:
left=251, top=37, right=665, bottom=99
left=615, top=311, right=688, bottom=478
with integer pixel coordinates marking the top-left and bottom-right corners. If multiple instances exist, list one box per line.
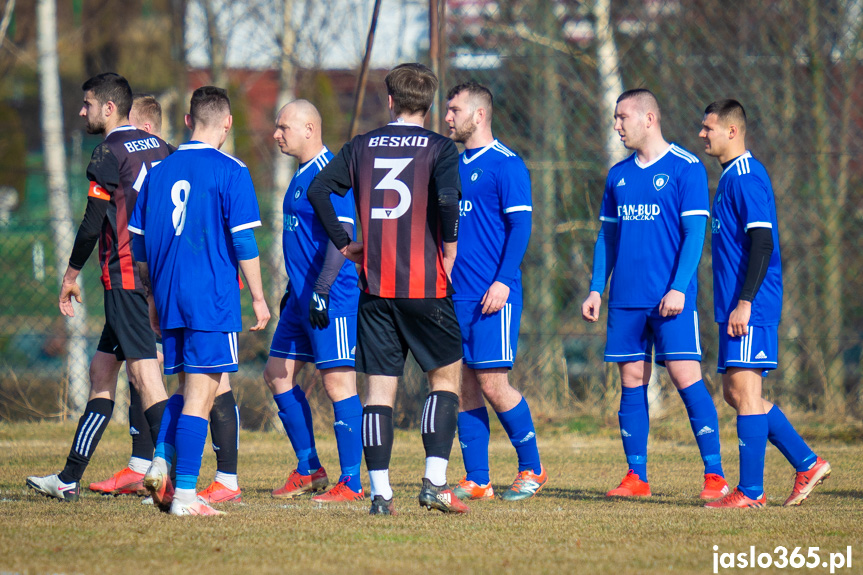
left=371, top=158, right=412, bottom=220
left=171, top=180, right=191, bottom=235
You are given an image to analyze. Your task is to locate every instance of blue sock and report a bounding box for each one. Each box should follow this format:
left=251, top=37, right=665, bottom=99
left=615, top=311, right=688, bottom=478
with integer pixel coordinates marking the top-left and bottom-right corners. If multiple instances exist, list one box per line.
left=618, top=385, right=649, bottom=482
left=174, top=414, right=209, bottom=491
left=457, top=407, right=491, bottom=485
left=332, top=395, right=363, bottom=492
left=766, top=405, right=817, bottom=472
left=678, top=380, right=724, bottom=477
left=154, top=393, right=184, bottom=464
left=736, top=414, right=767, bottom=499
left=273, top=386, right=321, bottom=474
left=496, top=397, right=541, bottom=475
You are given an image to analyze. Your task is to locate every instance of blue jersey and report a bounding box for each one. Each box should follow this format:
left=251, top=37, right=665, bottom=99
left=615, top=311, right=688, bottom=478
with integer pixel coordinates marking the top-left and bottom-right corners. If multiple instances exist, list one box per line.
left=129, top=142, right=261, bottom=332
left=711, top=151, right=782, bottom=326
left=283, top=147, right=358, bottom=313
left=451, top=140, right=532, bottom=305
left=599, top=143, right=709, bottom=308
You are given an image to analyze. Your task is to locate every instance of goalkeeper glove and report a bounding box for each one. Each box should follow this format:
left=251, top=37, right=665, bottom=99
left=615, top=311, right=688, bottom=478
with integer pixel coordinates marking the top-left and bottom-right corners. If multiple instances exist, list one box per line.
left=309, top=291, right=330, bottom=329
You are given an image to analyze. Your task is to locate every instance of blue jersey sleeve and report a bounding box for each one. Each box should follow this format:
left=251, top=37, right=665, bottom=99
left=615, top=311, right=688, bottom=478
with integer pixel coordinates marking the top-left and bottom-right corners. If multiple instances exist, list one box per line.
left=333, top=188, right=356, bottom=229
left=222, top=165, right=262, bottom=233
left=598, top=174, right=618, bottom=223
left=678, top=162, right=710, bottom=217
left=128, top=173, right=148, bottom=236
left=734, top=176, right=774, bottom=232
left=499, top=158, right=532, bottom=214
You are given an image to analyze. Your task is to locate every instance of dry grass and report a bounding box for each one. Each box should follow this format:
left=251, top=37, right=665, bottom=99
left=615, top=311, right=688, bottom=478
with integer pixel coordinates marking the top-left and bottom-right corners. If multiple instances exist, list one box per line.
left=0, top=417, right=861, bottom=575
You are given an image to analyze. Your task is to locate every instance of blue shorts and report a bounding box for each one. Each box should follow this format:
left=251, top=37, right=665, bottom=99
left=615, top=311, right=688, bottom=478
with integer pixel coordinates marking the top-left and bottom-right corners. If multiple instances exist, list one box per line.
left=605, top=306, right=702, bottom=365
left=717, top=324, right=778, bottom=376
left=454, top=300, right=521, bottom=369
left=162, top=328, right=238, bottom=375
left=269, top=298, right=356, bottom=369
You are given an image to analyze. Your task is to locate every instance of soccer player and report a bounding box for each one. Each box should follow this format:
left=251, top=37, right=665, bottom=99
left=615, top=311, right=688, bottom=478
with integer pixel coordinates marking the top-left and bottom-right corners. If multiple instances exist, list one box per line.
left=91, top=94, right=243, bottom=505
left=265, top=99, right=364, bottom=502
left=444, top=82, right=547, bottom=502
left=26, top=73, right=170, bottom=503
left=309, top=63, right=467, bottom=515
left=130, top=86, right=269, bottom=516
left=699, top=99, right=831, bottom=508
left=581, top=89, right=730, bottom=500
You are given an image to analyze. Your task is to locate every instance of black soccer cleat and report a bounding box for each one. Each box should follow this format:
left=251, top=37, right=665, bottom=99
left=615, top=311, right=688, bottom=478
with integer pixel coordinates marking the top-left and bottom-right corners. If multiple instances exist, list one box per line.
left=417, top=478, right=469, bottom=514
left=369, top=495, right=397, bottom=515
left=26, top=473, right=80, bottom=502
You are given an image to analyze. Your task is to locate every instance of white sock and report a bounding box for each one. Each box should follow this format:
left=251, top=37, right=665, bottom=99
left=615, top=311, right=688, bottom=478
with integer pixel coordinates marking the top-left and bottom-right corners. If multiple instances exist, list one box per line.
left=128, top=457, right=151, bottom=474
left=214, top=471, right=238, bottom=490
left=369, top=469, right=393, bottom=500
left=424, top=456, right=448, bottom=486
left=173, top=487, right=196, bottom=505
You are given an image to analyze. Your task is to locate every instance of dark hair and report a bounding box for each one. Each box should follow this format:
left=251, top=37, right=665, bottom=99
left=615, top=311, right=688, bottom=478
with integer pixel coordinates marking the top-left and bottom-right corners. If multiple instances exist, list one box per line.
left=617, top=88, right=661, bottom=118
left=385, top=63, right=438, bottom=117
left=704, top=99, right=747, bottom=130
left=131, top=94, right=162, bottom=134
left=446, top=81, right=493, bottom=115
left=81, top=73, right=132, bottom=118
left=189, top=86, right=231, bottom=127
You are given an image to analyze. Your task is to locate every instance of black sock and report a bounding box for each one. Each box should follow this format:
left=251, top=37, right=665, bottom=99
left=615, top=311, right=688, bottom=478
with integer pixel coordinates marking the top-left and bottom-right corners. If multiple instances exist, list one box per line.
left=59, top=398, right=114, bottom=483
left=209, top=390, right=239, bottom=474
left=362, top=405, right=394, bottom=471
left=129, top=384, right=154, bottom=461
left=421, top=391, right=459, bottom=460
left=144, top=398, right=168, bottom=448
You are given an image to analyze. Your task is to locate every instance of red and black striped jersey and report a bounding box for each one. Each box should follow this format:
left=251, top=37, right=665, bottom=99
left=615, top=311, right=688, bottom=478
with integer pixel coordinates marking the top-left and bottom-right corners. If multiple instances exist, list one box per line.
left=78, top=126, right=170, bottom=291
left=311, top=122, right=462, bottom=299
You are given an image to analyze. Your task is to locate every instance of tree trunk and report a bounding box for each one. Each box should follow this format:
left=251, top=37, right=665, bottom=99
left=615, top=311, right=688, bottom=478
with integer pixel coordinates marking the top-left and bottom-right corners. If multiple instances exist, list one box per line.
left=37, top=0, right=88, bottom=416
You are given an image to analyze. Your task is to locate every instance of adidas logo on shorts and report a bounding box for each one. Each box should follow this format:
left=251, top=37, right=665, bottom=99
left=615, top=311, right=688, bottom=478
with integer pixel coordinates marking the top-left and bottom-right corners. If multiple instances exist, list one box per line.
left=755, top=351, right=767, bottom=360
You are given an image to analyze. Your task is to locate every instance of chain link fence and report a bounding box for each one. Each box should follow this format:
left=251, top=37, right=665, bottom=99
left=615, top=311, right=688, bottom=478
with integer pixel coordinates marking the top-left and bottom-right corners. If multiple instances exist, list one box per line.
left=2, top=0, right=863, bottom=427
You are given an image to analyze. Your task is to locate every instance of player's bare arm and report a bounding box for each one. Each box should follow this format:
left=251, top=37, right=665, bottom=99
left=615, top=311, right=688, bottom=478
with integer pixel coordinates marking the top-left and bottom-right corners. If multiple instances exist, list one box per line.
left=238, top=256, right=270, bottom=331
left=658, top=289, right=686, bottom=317
left=58, top=267, right=83, bottom=317
left=442, top=241, right=457, bottom=280
left=581, top=291, right=602, bottom=323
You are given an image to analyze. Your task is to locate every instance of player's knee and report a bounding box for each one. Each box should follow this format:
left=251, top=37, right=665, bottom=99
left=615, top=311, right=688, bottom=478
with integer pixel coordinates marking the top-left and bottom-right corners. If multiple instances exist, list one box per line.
left=722, top=385, right=739, bottom=408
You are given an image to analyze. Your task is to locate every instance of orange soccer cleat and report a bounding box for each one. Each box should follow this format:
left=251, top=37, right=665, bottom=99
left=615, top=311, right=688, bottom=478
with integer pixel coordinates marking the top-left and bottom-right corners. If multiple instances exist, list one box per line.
left=312, top=479, right=364, bottom=503
left=700, top=473, right=731, bottom=500
left=197, top=480, right=242, bottom=503
left=89, top=467, right=146, bottom=496
left=606, top=470, right=651, bottom=497
left=452, top=477, right=495, bottom=501
left=169, top=497, right=225, bottom=516
left=143, top=463, right=174, bottom=512
left=705, top=487, right=766, bottom=508
left=500, top=466, right=548, bottom=501
left=783, top=457, right=831, bottom=507
left=271, top=467, right=328, bottom=499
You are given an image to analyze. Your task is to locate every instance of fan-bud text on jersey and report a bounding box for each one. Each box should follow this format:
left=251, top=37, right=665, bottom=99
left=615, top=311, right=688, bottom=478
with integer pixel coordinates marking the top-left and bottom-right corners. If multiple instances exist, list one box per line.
left=459, top=200, right=473, bottom=217
left=123, top=137, right=162, bottom=153
left=368, top=135, right=429, bottom=147
left=618, top=204, right=661, bottom=221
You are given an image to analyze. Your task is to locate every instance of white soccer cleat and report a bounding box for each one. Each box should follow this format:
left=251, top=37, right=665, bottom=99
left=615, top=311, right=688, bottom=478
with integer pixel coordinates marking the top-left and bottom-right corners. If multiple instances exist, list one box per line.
left=169, top=496, right=225, bottom=516
left=26, top=473, right=80, bottom=502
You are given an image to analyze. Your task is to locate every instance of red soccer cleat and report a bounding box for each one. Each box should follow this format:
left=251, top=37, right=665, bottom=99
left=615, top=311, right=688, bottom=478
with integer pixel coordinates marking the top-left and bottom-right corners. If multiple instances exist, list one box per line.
left=312, top=479, right=364, bottom=503
left=271, top=467, right=328, bottom=499
left=452, top=477, right=495, bottom=501
left=705, top=487, right=766, bottom=508
left=700, top=473, right=730, bottom=500
left=606, top=470, right=651, bottom=497
left=197, top=480, right=242, bottom=503
left=89, top=467, right=147, bottom=496
left=783, top=457, right=831, bottom=506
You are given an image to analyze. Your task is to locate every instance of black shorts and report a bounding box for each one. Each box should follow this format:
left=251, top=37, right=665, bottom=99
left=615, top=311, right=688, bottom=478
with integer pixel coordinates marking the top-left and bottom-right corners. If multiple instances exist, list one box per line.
left=356, top=292, right=462, bottom=376
left=96, top=289, right=158, bottom=361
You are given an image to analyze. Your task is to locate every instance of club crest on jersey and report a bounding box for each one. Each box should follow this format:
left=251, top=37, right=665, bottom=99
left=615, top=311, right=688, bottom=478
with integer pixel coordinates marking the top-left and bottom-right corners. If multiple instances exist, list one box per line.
left=470, top=168, right=483, bottom=182
left=294, top=186, right=303, bottom=200
left=653, top=174, right=669, bottom=191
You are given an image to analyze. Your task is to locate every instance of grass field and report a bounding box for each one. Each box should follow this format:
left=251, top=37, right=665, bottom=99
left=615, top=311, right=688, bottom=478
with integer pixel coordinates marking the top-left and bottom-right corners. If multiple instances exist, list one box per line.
left=1, top=416, right=861, bottom=575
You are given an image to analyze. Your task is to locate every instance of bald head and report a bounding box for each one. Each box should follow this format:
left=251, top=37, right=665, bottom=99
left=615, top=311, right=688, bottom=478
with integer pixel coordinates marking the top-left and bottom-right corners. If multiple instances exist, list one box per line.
left=274, top=99, right=324, bottom=162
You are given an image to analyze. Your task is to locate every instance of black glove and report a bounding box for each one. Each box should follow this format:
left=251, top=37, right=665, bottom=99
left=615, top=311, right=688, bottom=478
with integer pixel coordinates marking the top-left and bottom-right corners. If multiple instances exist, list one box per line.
left=309, top=291, right=330, bottom=330
left=279, top=284, right=291, bottom=314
